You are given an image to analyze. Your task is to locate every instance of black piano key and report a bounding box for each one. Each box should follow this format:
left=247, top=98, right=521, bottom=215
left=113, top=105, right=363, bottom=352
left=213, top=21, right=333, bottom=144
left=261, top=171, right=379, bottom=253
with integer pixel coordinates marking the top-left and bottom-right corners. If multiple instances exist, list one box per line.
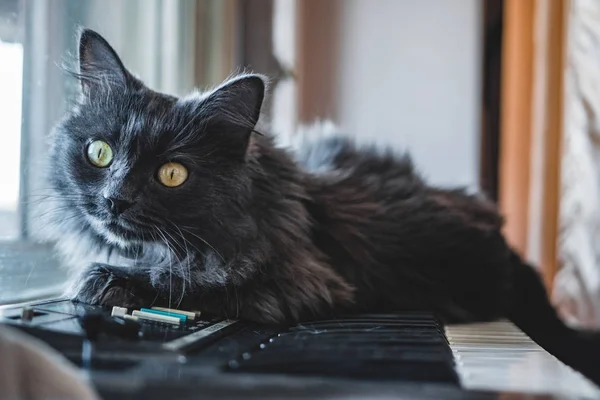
left=259, top=340, right=450, bottom=351
left=242, top=349, right=453, bottom=364
left=294, top=316, right=441, bottom=324
left=328, top=313, right=439, bottom=321
left=263, top=338, right=448, bottom=350
left=290, top=321, right=440, bottom=331
left=278, top=327, right=443, bottom=336
left=274, top=331, right=445, bottom=341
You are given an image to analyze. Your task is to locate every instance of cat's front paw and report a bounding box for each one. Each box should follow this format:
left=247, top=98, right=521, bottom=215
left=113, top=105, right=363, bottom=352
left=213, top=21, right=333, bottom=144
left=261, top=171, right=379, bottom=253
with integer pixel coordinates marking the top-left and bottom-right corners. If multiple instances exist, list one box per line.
left=72, top=264, right=152, bottom=309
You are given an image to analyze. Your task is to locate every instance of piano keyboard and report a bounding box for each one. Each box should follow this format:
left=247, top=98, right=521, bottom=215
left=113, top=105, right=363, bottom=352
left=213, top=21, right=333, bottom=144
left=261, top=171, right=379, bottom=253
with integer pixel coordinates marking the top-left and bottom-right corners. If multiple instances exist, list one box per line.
left=446, top=320, right=600, bottom=398
left=3, top=298, right=600, bottom=398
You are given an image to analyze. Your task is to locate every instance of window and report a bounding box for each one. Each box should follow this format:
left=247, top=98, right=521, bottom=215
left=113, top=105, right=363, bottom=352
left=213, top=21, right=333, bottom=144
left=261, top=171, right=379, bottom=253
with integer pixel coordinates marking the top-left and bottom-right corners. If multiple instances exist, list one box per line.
left=0, top=0, right=21, bottom=240
left=0, top=0, right=295, bottom=304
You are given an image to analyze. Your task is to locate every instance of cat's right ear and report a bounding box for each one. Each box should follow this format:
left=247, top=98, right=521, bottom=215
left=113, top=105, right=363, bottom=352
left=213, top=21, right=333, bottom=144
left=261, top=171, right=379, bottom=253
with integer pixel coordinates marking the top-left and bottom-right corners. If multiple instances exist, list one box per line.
left=77, top=28, right=130, bottom=96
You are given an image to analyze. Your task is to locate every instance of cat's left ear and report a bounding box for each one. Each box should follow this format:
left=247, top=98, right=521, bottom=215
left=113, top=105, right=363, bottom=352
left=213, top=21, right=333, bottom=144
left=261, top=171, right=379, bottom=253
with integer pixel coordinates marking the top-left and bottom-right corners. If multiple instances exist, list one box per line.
left=204, top=74, right=266, bottom=132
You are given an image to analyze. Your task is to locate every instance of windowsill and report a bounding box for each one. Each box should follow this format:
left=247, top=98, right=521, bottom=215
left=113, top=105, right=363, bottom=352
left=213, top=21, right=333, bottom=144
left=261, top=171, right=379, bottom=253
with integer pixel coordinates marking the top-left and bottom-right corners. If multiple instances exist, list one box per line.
left=0, top=241, right=66, bottom=305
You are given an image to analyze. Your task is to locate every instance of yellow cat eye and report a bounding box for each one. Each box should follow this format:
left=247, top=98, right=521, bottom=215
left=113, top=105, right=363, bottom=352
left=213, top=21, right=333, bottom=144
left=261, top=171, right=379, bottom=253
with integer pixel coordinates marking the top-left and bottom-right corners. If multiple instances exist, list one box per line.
left=87, top=140, right=113, bottom=167
left=158, top=162, right=188, bottom=187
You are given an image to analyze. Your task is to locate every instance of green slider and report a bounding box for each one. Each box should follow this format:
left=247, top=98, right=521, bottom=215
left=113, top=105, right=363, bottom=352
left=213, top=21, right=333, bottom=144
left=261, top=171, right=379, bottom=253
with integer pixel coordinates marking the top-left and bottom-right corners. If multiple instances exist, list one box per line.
left=140, top=308, right=187, bottom=322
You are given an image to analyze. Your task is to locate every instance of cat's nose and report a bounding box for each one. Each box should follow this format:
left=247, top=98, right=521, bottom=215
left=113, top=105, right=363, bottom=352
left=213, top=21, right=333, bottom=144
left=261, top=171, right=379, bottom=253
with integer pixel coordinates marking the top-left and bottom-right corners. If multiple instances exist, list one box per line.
left=105, top=197, right=135, bottom=216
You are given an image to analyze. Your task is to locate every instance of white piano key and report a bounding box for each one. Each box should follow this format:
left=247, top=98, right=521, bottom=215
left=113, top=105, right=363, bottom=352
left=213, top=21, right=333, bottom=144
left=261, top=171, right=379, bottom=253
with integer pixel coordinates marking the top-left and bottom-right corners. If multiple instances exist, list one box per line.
left=445, top=320, right=600, bottom=398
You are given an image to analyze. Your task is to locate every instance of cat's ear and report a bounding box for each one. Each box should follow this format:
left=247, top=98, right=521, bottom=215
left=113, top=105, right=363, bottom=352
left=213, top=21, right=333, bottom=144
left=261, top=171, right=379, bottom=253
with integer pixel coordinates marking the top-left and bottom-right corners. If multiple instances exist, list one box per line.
left=204, top=74, right=266, bottom=132
left=77, top=28, right=130, bottom=95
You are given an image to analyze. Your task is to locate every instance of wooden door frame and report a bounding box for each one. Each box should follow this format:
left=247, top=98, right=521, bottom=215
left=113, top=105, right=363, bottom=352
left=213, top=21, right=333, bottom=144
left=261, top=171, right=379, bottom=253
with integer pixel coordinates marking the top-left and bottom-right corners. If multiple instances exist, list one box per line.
left=295, top=0, right=339, bottom=124
left=480, top=0, right=504, bottom=203
left=498, top=0, right=569, bottom=290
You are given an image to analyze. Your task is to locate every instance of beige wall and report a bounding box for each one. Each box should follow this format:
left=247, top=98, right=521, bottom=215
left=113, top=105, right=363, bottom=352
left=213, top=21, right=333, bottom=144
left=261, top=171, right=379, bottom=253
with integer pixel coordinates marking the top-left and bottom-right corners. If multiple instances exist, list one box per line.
left=297, top=0, right=483, bottom=188
left=334, top=0, right=483, bottom=187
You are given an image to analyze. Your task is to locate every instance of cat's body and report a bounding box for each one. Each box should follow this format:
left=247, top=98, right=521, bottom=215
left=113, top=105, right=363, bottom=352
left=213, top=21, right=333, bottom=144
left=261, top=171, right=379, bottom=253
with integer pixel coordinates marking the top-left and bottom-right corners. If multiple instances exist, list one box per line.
left=300, top=136, right=511, bottom=322
left=38, top=28, right=600, bottom=383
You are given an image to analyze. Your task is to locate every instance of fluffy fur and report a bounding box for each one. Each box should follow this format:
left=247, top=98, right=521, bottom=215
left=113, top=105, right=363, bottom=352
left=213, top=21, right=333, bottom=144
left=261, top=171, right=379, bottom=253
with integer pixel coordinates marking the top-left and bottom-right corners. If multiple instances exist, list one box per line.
left=37, top=28, right=600, bottom=382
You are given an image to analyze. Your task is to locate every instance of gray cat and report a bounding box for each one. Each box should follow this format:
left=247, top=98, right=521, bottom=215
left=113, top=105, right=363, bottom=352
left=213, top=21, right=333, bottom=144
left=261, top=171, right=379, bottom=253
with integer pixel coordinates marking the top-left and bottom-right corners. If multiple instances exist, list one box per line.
left=37, top=28, right=600, bottom=382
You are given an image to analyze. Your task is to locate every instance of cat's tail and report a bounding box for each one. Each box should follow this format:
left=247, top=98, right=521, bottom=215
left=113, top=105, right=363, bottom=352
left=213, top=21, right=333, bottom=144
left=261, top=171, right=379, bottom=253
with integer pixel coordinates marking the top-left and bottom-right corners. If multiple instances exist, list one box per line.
left=507, top=250, right=600, bottom=385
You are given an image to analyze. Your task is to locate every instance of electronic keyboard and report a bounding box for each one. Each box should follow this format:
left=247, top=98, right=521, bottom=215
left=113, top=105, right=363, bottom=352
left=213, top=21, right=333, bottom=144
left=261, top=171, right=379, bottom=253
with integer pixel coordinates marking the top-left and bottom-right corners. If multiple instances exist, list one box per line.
left=0, top=298, right=598, bottom=399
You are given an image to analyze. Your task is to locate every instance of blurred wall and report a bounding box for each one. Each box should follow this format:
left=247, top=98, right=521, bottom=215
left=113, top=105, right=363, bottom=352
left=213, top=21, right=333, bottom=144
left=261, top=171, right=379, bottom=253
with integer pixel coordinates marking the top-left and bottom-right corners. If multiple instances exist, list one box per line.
left=305, top=0, right=483, bottom=188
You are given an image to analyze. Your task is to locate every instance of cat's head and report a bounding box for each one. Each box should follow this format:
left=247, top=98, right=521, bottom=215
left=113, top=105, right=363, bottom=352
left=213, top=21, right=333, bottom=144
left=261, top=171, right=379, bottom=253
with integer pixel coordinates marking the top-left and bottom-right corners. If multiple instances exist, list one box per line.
left=44, top=28, right=267, bottom=257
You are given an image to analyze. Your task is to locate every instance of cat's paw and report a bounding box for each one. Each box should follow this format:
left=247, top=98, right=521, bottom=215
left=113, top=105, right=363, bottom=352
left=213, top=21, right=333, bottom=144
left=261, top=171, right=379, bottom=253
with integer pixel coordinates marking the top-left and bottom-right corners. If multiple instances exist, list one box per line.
left=72, top=264, right=151, bottom=309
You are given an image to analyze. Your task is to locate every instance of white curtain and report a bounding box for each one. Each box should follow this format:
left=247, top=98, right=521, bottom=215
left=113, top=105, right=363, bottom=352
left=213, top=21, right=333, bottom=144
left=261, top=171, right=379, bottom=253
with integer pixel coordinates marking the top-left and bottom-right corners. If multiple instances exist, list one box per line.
left=555, top=0, right=600, bottom=329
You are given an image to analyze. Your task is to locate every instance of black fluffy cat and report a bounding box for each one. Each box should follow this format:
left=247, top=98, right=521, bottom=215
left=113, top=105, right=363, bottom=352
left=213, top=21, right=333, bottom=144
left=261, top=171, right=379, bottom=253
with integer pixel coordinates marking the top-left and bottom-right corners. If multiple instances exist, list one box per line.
left=39, top=29, right=600, bottom=382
